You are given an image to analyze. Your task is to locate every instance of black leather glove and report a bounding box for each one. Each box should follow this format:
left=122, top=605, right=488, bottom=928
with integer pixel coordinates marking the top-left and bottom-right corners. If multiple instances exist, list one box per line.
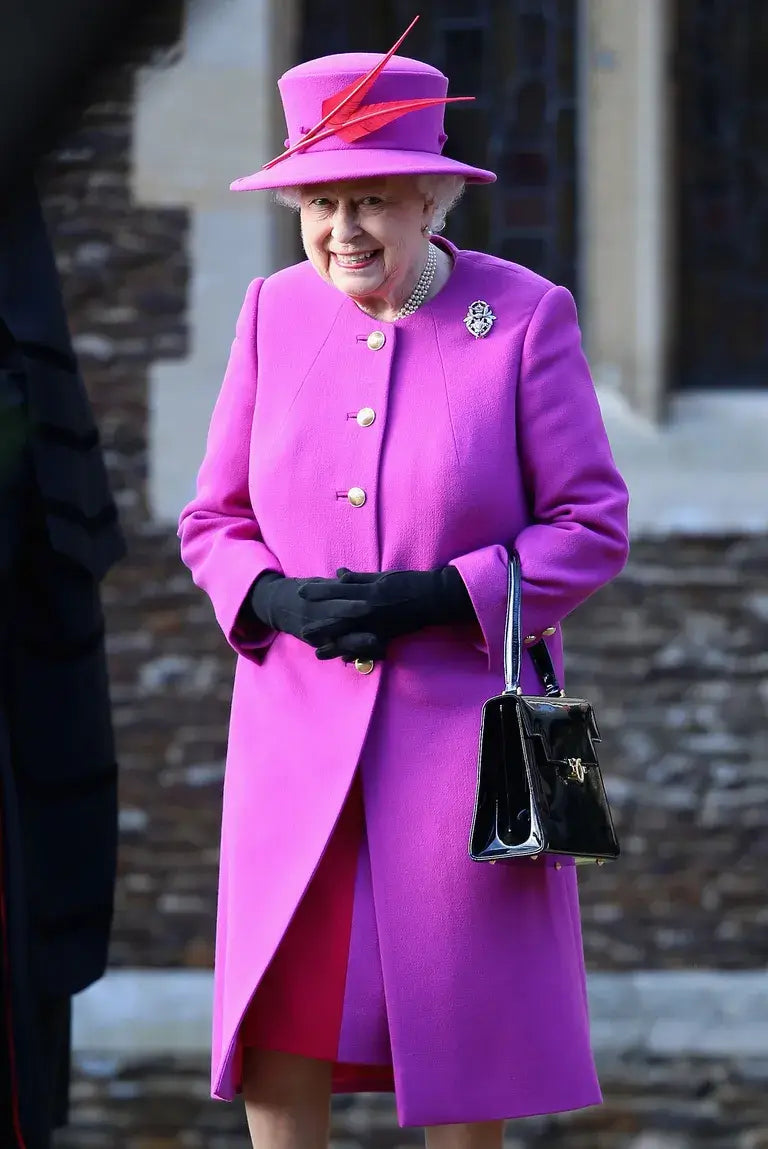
left=245, top=570, right=370, bottom=647
left=298, top=566, right=475, bottom=660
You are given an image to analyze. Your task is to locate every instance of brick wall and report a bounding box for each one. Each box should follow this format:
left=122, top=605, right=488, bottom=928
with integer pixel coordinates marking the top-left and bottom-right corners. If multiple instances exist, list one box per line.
left=575, top=535, right=768, bottom=970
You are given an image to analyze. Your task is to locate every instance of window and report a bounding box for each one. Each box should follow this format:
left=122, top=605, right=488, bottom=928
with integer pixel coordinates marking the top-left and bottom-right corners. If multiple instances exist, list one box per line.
left=674, top=0, right=768, bottom=388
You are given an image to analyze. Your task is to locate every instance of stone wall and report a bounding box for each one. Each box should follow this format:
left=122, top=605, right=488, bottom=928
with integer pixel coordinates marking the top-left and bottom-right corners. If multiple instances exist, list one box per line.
left=575, top=535, right=768, bottom=971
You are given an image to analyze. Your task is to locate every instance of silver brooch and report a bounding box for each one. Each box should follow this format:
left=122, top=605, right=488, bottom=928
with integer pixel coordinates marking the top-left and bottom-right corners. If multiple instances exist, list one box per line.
left=463, top=300, right=496, bottom=338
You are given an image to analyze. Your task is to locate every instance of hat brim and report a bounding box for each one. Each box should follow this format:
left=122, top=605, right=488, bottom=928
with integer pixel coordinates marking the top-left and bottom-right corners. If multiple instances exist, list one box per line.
left=230, top=147, right=496, bottom=191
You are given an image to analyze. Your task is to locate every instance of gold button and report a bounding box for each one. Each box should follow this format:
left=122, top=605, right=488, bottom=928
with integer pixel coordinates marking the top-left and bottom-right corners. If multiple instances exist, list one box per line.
left=367, top=331, right=386, bottom=351
left=347, top=487, right=367, bottom=507
left=354, top=658, right=375, bottom=675
left=357, top=407, right=376, bottom=427
left=523, top=635, right=537, bottom=646
left=543, top=626, right=556, bottom=636
left=554, top=861, right=562, bottom=870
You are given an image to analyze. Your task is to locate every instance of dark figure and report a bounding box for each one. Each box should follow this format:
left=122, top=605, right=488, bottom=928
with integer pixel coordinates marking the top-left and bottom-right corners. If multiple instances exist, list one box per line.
left=0, top=0, right=159, bottom=211
left=0, top=183, right=124, bottom=1148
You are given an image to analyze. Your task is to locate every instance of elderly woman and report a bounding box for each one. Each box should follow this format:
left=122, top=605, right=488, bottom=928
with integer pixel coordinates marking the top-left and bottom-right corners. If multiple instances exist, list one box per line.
left=179, top=21, right=629, bottom=1149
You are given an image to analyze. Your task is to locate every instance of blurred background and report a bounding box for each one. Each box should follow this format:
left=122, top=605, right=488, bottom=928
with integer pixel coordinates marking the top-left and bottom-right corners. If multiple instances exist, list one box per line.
left=11, top=0, right=765, bottom=1144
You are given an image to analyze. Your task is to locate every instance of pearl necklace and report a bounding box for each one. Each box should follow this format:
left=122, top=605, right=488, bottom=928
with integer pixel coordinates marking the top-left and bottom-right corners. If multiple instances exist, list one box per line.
left=395, top=243, right=438, bottom=318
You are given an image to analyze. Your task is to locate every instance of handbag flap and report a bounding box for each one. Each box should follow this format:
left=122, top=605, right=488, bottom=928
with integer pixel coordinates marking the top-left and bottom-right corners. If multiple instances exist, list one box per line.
left=517, top=696, right=601, bottom=763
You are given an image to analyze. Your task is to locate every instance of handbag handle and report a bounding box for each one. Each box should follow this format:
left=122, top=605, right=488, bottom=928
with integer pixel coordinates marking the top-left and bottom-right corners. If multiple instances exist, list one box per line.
left=503, top=550, right=563, bottom=698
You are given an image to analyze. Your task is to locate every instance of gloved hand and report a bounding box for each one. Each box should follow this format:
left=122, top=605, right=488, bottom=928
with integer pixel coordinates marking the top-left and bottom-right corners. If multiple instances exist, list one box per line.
left=315, top=630, right=388, bottom=664
left=298, top=566, right=475, bottom=660
left=246, top=571, right=370, bottom=647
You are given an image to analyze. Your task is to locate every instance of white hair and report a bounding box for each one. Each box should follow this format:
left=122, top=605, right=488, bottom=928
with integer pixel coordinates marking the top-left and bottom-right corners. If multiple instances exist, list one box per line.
left=416, top=174, right=466, bottom=232
left=274, top=172, right=466, bottom=232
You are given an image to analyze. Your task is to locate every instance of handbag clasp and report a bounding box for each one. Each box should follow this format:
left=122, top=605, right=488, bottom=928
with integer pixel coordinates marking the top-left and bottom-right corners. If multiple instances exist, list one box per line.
left=566, top=757, right=586, bottom=783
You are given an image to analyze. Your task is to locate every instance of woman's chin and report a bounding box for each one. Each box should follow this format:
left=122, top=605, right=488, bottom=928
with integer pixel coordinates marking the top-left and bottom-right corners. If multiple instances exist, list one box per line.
left=329, top=263, right=384, bottom=298
left=342, top=283, right=382, bottom=301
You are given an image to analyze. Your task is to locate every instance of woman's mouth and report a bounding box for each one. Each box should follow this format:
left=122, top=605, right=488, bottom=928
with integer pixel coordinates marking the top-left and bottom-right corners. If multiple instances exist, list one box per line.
left=332, top=251, right=379, bottom=269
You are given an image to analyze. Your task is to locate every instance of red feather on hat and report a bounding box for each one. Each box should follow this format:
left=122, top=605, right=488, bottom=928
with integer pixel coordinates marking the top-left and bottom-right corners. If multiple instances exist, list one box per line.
left=318, top=16, right=422, bottom=132
left=261, top=15, right=473, bottom=171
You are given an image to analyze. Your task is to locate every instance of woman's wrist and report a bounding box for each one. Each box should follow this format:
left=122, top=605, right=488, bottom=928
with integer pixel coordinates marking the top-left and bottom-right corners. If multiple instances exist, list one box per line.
left=435, top=565, right=475, bottom=625
left=246, top=570, right=284, bottom=628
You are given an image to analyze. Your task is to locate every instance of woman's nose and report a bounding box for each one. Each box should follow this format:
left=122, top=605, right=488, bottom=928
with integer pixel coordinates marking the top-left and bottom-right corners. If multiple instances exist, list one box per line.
left=331, top=208, right=361, bottom=243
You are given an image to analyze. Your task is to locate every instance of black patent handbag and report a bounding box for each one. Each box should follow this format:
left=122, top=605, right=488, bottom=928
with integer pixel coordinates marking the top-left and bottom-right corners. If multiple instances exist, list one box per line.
left=468, top=551, right=620, bottom=866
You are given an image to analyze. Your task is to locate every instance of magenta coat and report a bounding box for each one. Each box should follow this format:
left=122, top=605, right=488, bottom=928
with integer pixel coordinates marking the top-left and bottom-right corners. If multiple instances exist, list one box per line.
left=178, top=239, right=629, bottom=1127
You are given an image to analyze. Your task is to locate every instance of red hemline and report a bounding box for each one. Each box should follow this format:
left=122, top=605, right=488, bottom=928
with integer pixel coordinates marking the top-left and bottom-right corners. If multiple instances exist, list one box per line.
left=333, top=1063, right=395, bottom=1093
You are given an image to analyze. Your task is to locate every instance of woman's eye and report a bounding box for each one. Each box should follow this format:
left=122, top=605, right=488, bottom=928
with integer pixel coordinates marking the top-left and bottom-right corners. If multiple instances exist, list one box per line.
left=311, top=198, right=331, bottom=208
left=360, top=196, right=383, bottom=207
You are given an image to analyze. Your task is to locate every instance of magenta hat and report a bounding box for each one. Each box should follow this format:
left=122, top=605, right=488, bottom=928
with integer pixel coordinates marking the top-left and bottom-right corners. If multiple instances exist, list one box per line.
left=230, top=18, right=496, bottom=192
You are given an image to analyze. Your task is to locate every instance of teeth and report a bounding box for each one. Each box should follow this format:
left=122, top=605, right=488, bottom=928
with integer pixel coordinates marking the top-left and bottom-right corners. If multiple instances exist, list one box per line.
left=336, top=253, right=374, bottom=264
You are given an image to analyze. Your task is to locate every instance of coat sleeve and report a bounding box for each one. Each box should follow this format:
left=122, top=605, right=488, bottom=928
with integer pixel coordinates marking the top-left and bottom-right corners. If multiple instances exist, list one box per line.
left=449, top=284, right=630, bottom=676
left=178, top=277, right=283, bottom=660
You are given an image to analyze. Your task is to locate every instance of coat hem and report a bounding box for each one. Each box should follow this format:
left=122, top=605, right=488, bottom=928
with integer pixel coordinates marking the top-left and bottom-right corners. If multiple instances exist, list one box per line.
left=211, top=1062, right=395, bottom=1102
left=394, top=1087, right=603, bottom=1129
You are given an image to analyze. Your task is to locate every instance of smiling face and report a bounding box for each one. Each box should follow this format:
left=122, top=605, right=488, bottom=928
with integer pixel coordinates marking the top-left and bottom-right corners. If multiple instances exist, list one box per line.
left=297, top=176, right=434, bottom=314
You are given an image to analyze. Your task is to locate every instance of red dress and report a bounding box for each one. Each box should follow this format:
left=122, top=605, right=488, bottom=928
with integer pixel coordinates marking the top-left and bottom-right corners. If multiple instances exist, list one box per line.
left=239, top=775, right=395, bottom=1093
